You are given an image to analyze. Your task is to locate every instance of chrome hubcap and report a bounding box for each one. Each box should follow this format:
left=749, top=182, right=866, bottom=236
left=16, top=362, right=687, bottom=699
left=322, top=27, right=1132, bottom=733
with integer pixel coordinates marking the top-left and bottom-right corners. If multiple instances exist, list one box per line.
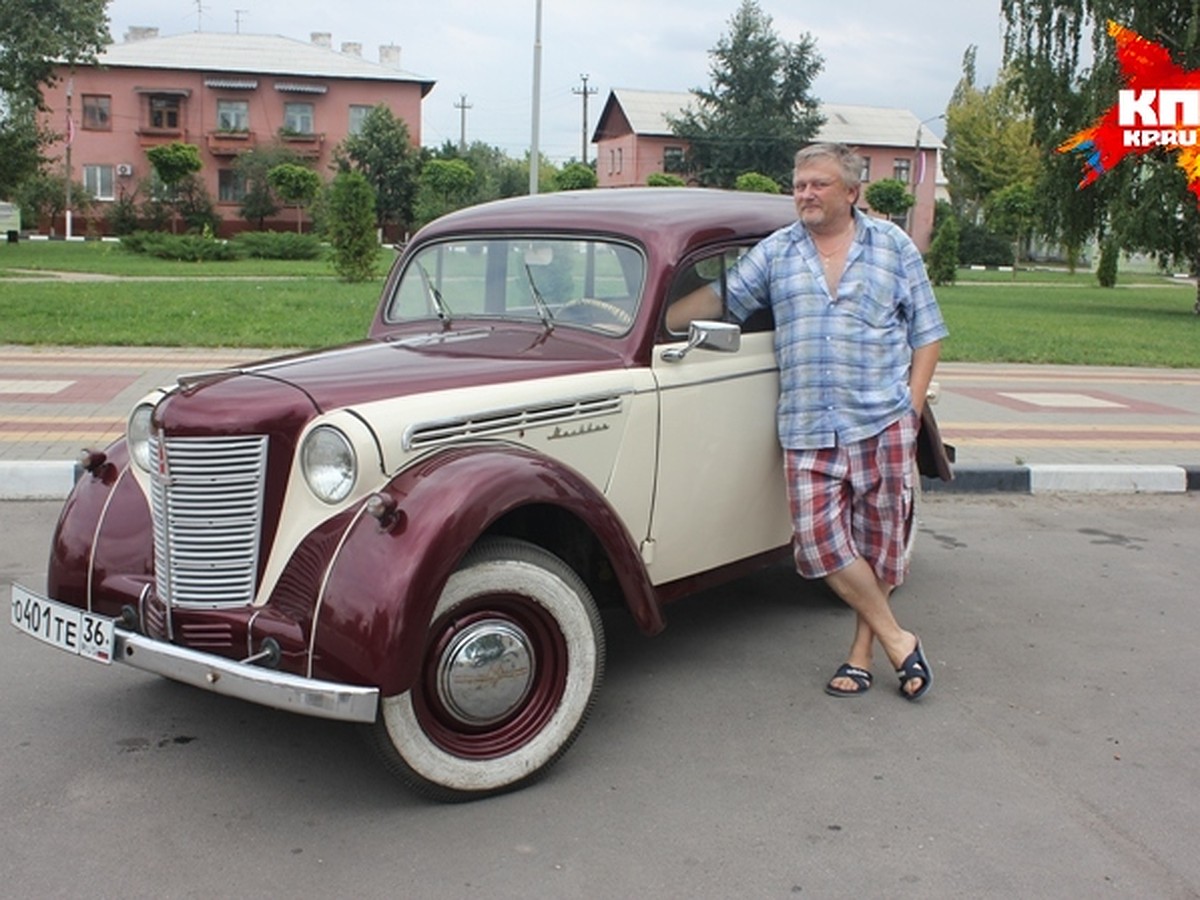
left=436, top=619, right=535, bottom=725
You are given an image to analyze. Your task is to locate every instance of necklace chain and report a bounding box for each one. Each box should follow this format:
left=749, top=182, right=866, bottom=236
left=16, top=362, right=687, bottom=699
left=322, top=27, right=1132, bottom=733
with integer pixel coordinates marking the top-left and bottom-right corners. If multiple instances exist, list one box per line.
left=812, top=225, right=854, bottom=264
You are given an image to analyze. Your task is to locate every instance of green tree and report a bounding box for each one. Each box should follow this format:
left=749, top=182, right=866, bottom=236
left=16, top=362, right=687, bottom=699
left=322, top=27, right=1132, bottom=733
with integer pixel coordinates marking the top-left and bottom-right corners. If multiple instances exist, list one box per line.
left=943, top=48, right=1042, bottom=225
left=333, top=104, right=421, bottom=235
left=985, top=180, right=1037, bottom=266
left=413, top=158, right=476, bottom=227
left=1001, top=0, right=1200, bottom=310
left=326, top=170, right=379, bottom=282
left=11, top=169, right=88, bottom=231
left=267, top=163, right=321, bottom=232
left=0, top=0, right=108, bottom=106
left=145, top=142, right=204, bottom=233
left=0, top=97, right=48, bottom=199
left=864, top=178, right=915, bottom=222
left=734, top=171, right=780, bottom=193
left=431, top=139, right=527, bottom=204
left=669, top=0, right=824, bottom=187
left=235, top=144, right=305, bottom=228
left=554, top=162, right=598, bottom=191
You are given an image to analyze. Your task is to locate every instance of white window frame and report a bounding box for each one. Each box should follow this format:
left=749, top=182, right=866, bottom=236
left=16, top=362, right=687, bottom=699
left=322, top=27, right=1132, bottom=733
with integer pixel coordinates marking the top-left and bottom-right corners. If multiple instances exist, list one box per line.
left=284, top=102, right=315, bottom=135
left=349, top=104, right=372, bottom=135
left=217, top=100, right=250, bottom=132
left=83, top=164, right=115, bottom=201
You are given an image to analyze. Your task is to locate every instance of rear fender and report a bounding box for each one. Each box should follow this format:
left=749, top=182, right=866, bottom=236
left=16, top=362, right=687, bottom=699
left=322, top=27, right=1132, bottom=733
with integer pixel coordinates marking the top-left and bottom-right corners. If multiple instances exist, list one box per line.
left=313, top=445, right=660, bottom=696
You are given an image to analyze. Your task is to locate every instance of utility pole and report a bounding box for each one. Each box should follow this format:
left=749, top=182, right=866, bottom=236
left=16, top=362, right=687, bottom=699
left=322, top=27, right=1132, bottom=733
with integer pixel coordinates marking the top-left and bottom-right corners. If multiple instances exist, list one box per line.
left=529, top=0, right=542, bottom=195
left=454, top=94, right=472, bottom=152
left=64, top=77, right=73, bottom=239
left=234, top=9, right=248, bottom=33
left=572, top=74, right=597, bottom=165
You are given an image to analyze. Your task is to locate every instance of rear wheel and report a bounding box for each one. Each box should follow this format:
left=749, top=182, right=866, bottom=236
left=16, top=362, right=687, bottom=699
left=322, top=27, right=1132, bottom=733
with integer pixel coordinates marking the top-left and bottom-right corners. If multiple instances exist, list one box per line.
left=366, top=537, right=605, bottom=801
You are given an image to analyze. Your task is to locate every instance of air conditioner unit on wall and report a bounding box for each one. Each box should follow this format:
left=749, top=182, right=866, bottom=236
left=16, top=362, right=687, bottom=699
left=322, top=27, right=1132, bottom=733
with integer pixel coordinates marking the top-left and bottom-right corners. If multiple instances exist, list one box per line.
left=116, top=163, right=134, bottom=177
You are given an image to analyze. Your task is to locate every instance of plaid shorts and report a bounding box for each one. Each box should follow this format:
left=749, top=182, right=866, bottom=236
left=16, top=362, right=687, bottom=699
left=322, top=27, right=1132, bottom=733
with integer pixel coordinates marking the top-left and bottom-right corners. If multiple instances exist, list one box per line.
left=785, top=411, right=918, bottom=586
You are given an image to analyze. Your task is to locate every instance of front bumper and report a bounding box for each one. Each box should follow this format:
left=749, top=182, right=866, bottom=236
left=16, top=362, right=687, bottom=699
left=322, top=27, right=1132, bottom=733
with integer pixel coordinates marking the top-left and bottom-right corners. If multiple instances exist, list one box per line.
left=115, top=628, right=380, bottom=723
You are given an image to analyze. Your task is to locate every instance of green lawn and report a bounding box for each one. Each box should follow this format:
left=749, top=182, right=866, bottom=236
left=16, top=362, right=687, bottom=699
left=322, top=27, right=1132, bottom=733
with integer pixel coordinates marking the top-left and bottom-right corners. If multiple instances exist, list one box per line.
left=2, top=241, right=1198, bottom=366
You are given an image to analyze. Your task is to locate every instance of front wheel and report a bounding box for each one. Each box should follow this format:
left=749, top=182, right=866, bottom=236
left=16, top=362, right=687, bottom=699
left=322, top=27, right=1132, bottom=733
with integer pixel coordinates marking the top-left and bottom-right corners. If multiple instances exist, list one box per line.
left=366, top=537, right=605, bottom=801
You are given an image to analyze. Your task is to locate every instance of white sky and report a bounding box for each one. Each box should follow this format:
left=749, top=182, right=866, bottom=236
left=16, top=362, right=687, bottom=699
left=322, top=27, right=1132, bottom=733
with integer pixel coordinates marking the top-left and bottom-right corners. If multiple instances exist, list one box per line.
left=103, top=0, right=1006, bottom=163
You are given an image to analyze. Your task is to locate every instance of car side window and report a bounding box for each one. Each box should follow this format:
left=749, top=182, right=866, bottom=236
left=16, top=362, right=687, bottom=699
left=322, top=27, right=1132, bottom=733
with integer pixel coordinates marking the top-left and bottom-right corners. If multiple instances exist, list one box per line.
left=663, top=247, right=774, bottom=339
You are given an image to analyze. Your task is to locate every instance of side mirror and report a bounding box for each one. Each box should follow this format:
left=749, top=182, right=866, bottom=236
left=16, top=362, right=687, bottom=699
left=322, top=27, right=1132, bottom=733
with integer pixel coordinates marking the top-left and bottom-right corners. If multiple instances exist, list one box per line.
left=661, top=320, right=741, bottom=362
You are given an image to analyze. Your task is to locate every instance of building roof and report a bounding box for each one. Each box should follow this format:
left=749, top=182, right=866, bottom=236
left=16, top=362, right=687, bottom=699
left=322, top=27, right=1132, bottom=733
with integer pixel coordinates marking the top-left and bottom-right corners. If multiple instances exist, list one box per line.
left=593, top=90, right=944, bottom=149
left=93, top=30, right=435, bottom=95
left=818, top=104, right=945, bottom=149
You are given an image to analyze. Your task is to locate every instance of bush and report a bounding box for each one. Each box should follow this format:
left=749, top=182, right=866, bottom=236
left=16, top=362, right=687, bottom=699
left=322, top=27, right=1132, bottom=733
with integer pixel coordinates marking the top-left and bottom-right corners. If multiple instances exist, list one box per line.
left=734, top=172, right=780, bottom=193
left=120, top=231, right=241, bottom=262
left=1097, top=237, right=1119, bottom=288
left=326, top=171, right=380, bottom=282
left=647, top=172, right=686, bottom=187
left=957, top=221, right=1014, bottom=267
left=925, top=215, right=960, bottom=286
left=232, top=231, right=324, bottom=260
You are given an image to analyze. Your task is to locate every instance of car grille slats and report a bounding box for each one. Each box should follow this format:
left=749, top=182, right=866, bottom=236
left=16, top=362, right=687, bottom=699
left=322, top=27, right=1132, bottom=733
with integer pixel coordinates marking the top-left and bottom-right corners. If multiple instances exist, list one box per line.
left=150, top=434, right=268, bottom=609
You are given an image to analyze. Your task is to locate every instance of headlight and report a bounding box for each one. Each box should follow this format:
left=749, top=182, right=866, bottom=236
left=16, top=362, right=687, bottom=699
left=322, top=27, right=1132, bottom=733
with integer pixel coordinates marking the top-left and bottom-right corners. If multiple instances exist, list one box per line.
left=128, top=403, right=155, bottom=472
left=302, top=426, right=357, bottom=503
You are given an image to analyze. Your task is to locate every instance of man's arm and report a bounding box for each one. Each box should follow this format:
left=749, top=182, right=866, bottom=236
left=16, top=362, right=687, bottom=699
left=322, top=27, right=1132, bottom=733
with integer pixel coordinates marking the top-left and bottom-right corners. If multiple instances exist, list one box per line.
left=909, top=340, right=941, bottom=417
left=664, top=284, right=723, bottom=333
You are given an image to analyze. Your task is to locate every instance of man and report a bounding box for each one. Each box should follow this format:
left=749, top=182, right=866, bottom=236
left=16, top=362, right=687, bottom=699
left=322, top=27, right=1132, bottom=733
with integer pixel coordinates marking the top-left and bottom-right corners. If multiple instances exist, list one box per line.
left=666, top=142, right=947, bottom=700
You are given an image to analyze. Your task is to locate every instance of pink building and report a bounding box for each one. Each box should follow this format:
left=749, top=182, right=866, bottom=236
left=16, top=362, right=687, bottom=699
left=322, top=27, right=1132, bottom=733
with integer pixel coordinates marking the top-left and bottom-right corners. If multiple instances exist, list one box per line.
left=40, top=28, right=434, bottom=235
left=592, top=89, right=945, bottom=252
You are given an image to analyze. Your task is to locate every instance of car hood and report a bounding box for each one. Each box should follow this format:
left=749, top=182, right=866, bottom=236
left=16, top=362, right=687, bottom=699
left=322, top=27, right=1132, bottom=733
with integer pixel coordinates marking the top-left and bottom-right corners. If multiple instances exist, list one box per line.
left=180, top=327, right=626, bottom=417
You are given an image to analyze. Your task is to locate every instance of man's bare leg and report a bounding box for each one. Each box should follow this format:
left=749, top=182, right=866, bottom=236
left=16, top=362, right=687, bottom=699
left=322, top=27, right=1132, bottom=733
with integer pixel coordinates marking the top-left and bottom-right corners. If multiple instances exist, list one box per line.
left=824, top=557, right=926, bottom=697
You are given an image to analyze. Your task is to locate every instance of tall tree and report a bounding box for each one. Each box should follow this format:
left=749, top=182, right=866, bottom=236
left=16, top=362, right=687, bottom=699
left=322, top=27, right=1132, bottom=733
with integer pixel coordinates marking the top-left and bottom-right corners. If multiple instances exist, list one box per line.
left=942, top=48, right=1042, bottom=222
left=1002, top=1, right=1200, bottom=307
left=0, top=0, right=109, bottom=195
left=332, top=104, right=421, bottom=234
left=0, top=0, right=108, bottom=106
left=669, top=0, right=824, bottom=188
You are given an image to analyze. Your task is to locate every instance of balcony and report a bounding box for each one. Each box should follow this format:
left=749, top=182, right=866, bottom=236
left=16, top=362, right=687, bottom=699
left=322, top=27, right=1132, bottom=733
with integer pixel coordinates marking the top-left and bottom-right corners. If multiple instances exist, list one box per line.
left=278, top=131, right=325, bottom=158
left=207, top=130, right=257, bottom=156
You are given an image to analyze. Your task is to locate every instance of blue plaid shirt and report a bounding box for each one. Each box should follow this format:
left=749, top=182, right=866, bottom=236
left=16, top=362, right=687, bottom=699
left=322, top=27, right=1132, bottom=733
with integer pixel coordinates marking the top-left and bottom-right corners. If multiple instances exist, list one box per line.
left=725, top=211, right=948, bottom=450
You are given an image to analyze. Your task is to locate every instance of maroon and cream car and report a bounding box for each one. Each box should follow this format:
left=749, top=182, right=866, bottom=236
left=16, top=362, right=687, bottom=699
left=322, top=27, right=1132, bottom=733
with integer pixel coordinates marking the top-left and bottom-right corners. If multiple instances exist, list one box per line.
left=11, top=188, right=952, bottom=800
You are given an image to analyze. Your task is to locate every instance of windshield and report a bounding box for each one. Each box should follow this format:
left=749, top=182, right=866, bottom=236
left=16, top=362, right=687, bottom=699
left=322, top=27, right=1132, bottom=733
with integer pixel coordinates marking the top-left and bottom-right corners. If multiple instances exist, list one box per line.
left=386, top=236, right=645, bottom=335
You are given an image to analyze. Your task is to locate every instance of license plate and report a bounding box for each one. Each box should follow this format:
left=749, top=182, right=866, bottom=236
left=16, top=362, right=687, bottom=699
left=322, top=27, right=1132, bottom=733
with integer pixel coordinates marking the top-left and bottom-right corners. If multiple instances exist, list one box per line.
left=10, top=584, right=114, bottom=664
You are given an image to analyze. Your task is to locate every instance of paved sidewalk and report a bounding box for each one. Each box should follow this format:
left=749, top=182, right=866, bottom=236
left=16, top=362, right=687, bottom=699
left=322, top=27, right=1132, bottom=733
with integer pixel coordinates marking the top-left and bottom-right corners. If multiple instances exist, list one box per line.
left=0, top=345, right=1197, bottom=497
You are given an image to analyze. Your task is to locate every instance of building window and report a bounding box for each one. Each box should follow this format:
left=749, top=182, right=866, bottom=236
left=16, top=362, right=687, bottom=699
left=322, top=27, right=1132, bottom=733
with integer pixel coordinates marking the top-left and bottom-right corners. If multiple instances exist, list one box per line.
left=893, top=158, right=911, bottom=183
left=149, top=96, right=181, bottom=130
left=81, top=95, right=111, bottom=130
left=283, top=102, right=315, bottom=135
left=217, top=100, right=249, bottom=132
left=859, top=158, right=870, bottom=182
left=663, top=145, right=685, bottom=174
left=617, top=148, right=623, bottom=174
left=83, top=165, right=115, bottom=201
left=218, top=169, right=246, bottom=203
left=349, top=105, right=372, bottom=135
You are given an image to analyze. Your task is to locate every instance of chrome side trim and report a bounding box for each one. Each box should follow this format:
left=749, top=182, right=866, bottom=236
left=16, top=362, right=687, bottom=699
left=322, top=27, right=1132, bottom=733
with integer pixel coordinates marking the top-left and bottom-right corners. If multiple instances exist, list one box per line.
left=403, top=392, right=626, bottom=451
left=115, top=629, right=379, bottom=723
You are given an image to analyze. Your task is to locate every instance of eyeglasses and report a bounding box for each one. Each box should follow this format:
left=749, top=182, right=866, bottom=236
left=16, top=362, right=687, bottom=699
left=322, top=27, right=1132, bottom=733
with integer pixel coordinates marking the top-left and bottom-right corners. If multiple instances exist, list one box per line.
left=792, top=178, right=840, bottom=193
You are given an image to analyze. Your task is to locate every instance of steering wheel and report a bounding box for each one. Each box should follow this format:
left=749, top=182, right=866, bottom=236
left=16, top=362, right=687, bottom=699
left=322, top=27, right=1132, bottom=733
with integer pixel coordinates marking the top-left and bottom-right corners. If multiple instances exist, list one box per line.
left=557, top=298, right=634, bottom=329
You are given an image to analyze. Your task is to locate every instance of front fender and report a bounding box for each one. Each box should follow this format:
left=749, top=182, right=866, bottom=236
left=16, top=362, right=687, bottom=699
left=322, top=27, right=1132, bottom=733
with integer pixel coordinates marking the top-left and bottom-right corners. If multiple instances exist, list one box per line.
left=312, top=445, right=660, bottom=696
left=47, top=440, right=154, bottom=617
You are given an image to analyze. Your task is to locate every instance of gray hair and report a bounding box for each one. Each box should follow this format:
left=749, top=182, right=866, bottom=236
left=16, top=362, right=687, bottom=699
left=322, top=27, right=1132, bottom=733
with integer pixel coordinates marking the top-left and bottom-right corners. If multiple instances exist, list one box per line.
left=794, top=142, right=864, bottom=192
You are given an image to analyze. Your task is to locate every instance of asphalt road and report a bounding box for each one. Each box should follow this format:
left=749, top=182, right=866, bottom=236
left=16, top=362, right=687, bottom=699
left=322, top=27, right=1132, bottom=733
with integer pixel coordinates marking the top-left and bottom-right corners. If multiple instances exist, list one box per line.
left=4, top=494, right=1199, bottom=899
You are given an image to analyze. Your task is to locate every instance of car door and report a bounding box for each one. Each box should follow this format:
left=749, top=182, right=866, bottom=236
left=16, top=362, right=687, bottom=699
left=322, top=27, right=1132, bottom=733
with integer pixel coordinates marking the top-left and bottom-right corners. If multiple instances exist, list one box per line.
left=645, top=247, right=793, bottom=585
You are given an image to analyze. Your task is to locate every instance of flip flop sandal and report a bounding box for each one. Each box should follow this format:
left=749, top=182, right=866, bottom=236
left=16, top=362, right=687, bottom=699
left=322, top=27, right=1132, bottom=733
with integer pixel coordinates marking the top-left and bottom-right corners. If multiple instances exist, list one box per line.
left=896, top=640, right=933, bottom=701
left=825, top=663, right=873, bottom=697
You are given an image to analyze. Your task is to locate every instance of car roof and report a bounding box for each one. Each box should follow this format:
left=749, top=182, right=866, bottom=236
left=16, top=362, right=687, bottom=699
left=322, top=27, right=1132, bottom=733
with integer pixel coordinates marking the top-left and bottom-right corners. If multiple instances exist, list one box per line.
left=412, top=187, right=797, bottom=258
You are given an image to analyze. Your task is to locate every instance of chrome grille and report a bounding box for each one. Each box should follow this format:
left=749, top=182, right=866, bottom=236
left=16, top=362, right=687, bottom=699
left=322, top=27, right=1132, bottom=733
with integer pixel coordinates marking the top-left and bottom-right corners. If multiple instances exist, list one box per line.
left=150, top=434, right=268, bottom=608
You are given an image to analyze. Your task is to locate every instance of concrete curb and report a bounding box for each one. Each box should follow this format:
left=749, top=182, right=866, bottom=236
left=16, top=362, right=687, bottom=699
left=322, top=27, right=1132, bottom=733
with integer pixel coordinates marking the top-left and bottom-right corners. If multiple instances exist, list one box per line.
left=3, top=460, right=1198, bottom=501
left=924, top=464, right=1199, bottom=494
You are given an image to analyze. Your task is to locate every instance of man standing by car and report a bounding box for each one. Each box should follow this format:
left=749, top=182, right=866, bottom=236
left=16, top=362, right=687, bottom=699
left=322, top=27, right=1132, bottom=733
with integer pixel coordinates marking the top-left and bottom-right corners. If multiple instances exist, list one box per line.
left=667, top=142, right=947, bottom=701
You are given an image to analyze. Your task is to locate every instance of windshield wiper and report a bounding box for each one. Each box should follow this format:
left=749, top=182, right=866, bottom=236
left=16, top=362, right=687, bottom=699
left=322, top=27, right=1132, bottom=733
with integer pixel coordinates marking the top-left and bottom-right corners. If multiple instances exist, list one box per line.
left=416, top=260, right=452, bottom=327
left=523, top=264, right=555, bottom=332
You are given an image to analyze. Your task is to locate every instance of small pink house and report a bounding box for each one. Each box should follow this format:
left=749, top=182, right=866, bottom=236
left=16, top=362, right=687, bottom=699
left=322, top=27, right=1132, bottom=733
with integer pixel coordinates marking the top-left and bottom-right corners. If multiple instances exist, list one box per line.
left=591, top=89, right=945, bottom=252
left=40, top=28, right=434, bottom=236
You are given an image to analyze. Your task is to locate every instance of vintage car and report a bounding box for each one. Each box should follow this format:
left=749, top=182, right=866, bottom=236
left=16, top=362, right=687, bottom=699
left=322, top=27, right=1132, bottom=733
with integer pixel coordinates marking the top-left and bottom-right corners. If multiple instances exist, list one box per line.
left=10, top=188, right=952, bottom=800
